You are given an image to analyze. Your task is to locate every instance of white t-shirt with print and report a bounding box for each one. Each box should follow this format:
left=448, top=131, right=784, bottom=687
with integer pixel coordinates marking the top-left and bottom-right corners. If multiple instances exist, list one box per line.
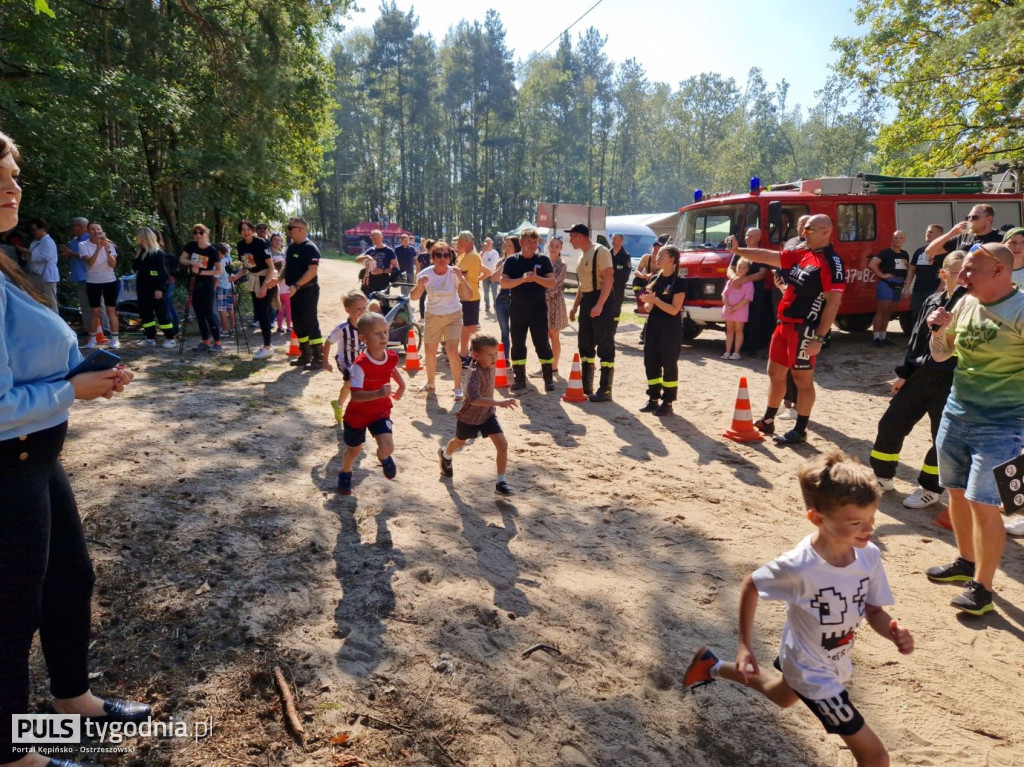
left=417, top=267, right=462, bottom=315
left=79, top=240, right=119, bottom=284
left=481, top=248, right=500, bottom=272
left=752, top=535, right=894, bottom=700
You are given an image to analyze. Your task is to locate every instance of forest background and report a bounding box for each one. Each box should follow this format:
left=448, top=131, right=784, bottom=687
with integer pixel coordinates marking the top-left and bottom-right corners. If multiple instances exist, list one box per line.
left=0, top=0, right=1021, bottom=255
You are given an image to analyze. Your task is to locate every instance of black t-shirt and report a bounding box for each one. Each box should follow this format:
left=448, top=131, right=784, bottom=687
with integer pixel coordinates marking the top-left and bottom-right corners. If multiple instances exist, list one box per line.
left=502, top=253, right=553, bottom=304
left=944, top=229, right=1002, bottom=255
left=183, top=242, right=220, bottom=291
left=394, top=245, right=417, bottom=276
left=237, top=236, right=273, bottom=276
left=284, top=239, right=321, bottom=286
left=729, top=253, right=767, bottom=290
left=611, top=247, right=632, bottom=290
left=646, top=273, right=688, bottom=324
left=875, top=248, right=910, bottom=284
left=909, top=245, right=941, bottom=298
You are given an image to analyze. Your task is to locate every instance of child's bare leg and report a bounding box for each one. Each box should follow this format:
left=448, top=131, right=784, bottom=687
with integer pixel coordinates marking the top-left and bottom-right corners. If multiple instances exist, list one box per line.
left=725, top=323, right=735, bottom=354
left=841, top=726, right=889, bottom=767
left=734, top=323, right=744, bottom=352
left=341, top=445, right=362, bottom=473
left=444, top=437, right=467, bottom=456
left=374, top=433, right=394, bottom=462
left=715, top=663, right=799, bottom=708
left=337, top=381, right=351, bottom=410
left=490, top=432, right=508, bottom=475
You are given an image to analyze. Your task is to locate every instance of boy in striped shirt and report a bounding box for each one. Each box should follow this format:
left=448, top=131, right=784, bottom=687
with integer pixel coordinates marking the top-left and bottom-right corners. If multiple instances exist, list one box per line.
left=323, top=290, right=367, bottom=424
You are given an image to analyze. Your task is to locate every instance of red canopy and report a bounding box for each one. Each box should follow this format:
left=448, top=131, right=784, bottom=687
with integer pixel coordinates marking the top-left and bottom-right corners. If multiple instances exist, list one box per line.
left=345, top=221, right=413, bottom=237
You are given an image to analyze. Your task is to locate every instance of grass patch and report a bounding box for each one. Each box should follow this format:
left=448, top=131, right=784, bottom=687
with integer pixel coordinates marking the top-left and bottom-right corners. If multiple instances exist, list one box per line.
left=148, top=359, right=266, bottom=384
left=319, top=248, right=358, bottom=263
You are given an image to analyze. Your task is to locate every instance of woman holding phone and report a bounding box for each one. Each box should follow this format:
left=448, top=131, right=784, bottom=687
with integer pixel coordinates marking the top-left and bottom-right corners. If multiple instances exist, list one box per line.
left=0, top=130, right=151, bottom=767
left=179, top=223, right=223, bottom=353
left=79, top=221, right=121, bottom=350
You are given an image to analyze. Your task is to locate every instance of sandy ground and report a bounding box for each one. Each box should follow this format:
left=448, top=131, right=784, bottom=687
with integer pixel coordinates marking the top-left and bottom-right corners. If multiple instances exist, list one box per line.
left=36, top=254, right=1024, bottom=766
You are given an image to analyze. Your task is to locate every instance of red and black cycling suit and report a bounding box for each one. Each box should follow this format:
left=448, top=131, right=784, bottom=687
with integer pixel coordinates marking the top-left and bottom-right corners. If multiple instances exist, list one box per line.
left=769, top=245, right=845, bottom=371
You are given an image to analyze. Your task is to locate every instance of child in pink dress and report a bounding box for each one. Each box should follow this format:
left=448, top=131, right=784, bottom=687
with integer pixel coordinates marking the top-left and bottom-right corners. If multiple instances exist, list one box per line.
left=722, top=258, right=754, bottom=359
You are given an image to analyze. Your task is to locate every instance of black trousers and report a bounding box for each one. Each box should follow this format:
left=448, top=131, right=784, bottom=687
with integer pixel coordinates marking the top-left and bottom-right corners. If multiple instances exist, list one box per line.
left=644, top=316, right=682, bottom=402
left=509, top=299, right=552, bottom=366
left=291, top=283, right=323, bottom=345
left=741, top=284, right=774, bottom=352
left=138, top=289, right=176, bottom=340
left=578, top=292, right=616, bottom=367
left=0, top=422, right=95, bottom=764
left=870, top=366, right=952, bottom=493
left=191, top=284, right=220, bottom=342
left=252, top=287, right=278, bottom=347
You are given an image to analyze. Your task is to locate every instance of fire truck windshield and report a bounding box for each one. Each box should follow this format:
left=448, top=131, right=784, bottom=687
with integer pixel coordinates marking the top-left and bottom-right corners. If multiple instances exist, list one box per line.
left=676, top=203, right=759, bottom=250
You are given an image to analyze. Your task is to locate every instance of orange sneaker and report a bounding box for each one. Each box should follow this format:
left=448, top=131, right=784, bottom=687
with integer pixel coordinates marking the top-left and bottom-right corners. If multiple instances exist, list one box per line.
left=683, top=646, right=719, bottom=691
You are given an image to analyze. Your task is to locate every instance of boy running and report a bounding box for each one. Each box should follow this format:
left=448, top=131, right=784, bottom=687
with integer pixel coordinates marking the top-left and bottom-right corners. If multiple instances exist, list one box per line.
left=684, top=452, right=914, bottom=767
left=337, top=312, right=405, bottom=495
left=438, top=334, right=518, bottom=495
left=323, top=290, right=368, bottom=424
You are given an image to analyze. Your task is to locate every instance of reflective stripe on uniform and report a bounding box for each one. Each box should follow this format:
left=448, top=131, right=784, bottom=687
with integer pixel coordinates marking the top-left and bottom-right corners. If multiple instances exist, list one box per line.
left=921, top=463, right=939, bottom=475
left=600, top=360, right=615, bottom=368
left=581, top=356, right=596, bottom=364
left=512, top=358, right=527, bottom=365
left=158, top=322, right=174, bottom=330
left=142, top=321, right=156, bottom=329
left=309, top=337, right=324, bottom=346
left=297, top=335, right=310, bottom=343
left=647, top=377, right=663, bottom=386
left=662, top=380, right=678, bottom=388
left=870, top=450, right=899, bottom=462
left=538, top=357, right=553, bottom=364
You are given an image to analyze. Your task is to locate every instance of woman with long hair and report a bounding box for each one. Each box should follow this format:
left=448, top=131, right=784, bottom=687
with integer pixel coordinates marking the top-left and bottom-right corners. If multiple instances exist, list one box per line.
left=178, top=223, right=223, bottom=353
left=544, top=236, right=569, bottom=374
left=638, top=245, right=687, bottom=416
left=235, top=220, right=278, bottom=360
left=490, top=236, right=518, bottom=357
left=133, top=227, right=178, bottom=348
left=0, top=130, right=150, bottom=767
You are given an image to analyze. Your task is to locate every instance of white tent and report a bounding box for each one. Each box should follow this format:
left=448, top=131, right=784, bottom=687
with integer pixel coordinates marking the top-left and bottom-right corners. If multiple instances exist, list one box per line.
left=608, top=212, right=680, bottom=238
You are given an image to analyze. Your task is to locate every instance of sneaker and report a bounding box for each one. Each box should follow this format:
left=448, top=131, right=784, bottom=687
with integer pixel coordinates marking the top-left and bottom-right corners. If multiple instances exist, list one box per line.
left=330, top=400, right=343, bottom=425
left=82, top=337, right=97, bottom=350
left=461, top=355, right=473, bottom=369
left=192, top=343, right=210, bottom=353
left=161, top=339, right=177, bottom=349
left=209, top=343, right=224, bottom=354
left=926, top=556, right=975, bottom=583
left=778, top=406, right=798, bottom=420
left=495, top=480, right=512, bottom=496
left=95, top=332, right=108, bottom=344
left=729, top=352, right=742, bottom=360
left=107, top=337, right=121, bottom=349
left=876, top=476, right=895, bottom=492
left=1004, top=515, right=1024, bottom=536
left=639, top=400, right=659, bottom=413
left=683, top=646, right=719, bottom=691
left=950, top=581, right=995, bottom=616
left=453, top=388, right=464, bottom=401
left=528, top=369, right=545, bottom=378
left=753, top=417, right=775, bottom=436
left=721, top=352, right=731, bottom=359
left=140, top=339, right=157, bottom=347
left=337, top=471, right=353, bottom=495
left=253, top=346, right=274, bottom=360
left=276, top=327, right=285, bottom=334
left=249, top=321, right=260, bottom=329
left=903, top=487, right=942, bottom=509
left=773, top=428, right=806, bottom=445
left=655, top=402, right=673, bottom=416
left=381, top=456, right=397, bottom=480
left=438, top=449, right=453, bottom=478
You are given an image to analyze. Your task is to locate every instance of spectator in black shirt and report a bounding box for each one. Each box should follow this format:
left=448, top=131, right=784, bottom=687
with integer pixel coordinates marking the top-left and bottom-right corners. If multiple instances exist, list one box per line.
left=235, top=220, right=278, bottom=360
left=868, top=230, right=910, bottom=347
left=609, top=233, right=632, bottom=323
left=500, top=228, right=555, bottom=394
left=925, top=203, right=1003, bottom=261
left=904, top=224, right=944, bottom=324
left=179, top=223, right=223, bottom=353
left=357, top=229, right=398, bottom=296
left=728, top=227, right=772, bottom=354
left=284, top=217, right=324, bottom=369
left=394, top=233, right=417, bottom=296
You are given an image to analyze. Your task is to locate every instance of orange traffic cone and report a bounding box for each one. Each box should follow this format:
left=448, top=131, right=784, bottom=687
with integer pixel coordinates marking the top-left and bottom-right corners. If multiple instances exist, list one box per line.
left=561, top=353, right=588, bottom=403
left=287, top=330, right=301, bottom=357
left=723, top=376, right=764, bottom=442
left=933, top=506, right=952, bottom=530
left=405, top=329, right=421, bottom=372
left=495, top=343, right=509, bottom=389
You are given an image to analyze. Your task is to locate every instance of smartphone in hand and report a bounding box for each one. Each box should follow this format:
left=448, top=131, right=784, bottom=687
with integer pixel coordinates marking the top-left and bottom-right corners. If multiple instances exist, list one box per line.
left=65, top=349, right=121, bottom=380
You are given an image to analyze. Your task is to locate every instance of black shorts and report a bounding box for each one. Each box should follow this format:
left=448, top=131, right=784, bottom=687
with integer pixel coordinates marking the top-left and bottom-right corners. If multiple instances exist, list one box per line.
left=86, top=281, right=119, bottom=308
left=461, top=299, right=481, bottom=326
left=774, top=657, right=864, bottom=736
left=455, top=414, right=502, bottom=440
left=343, top=417, right=393, bottom=447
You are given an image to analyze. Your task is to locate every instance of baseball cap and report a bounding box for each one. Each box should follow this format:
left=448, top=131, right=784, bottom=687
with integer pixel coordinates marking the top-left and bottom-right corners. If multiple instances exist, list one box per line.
left=1003, top=227, right=1024, bottom=242
left=564, top=223, right=590, bottom=237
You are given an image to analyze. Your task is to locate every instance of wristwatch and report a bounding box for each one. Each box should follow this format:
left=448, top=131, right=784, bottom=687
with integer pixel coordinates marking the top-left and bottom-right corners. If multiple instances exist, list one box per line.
left=812, top=333, right=826, bottom=343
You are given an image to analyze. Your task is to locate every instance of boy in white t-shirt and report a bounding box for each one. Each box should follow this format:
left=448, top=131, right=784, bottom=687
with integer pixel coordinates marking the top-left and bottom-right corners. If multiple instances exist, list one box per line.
left=322, top=290, right=367, bottom=424
left=684, top=452, right=914, bottom=767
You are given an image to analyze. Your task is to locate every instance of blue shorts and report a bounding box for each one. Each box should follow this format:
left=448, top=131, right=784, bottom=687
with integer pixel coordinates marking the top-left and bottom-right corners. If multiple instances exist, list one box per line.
left=875, top=280, right=904, bottom=302
left=343, top=417, right=393, bottom=448
left=936, top=411, right=1024, bottom=507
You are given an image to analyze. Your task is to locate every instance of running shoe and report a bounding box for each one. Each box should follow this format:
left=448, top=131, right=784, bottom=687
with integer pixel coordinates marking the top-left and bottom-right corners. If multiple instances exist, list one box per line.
left=253, top=346, right=274, bottom=360
left=82, top=337, right=97, bottom=349
left=1005, top=515, right=1024, bottom=536
left=330, top=400, right=343, bottom=425
left=773, top=429, right=806, bottom=445
left=778, top=406, right=798, bottom=420
left=107, top=337, right=121, bottom=349
left=453, top=388, right=464, bottom=401
left=139, top=339, right=157, bottom=347
left=438, top=448, right=453, bottom=478
left=683, top=646, right=719, bottom=691
left=192, top=343, right=210, bottom=352
left=161, top=339, right=177, bottom=349
left=495, top=480, right=512, bottom=496
left=876, top=476, right=895, bottom=492
left=950, top=581, right=994, bottom=616
left=729, top=352, right=742, bottom=360
left=381, top=456, right=397, bottom=480
left=209, top=343, right=224, bottom=354
left=903, top=487, right=942, bottom=509
left=337, top=471, right=352, bottom=495
left=925, top=556, right=975, bottom=583
left=721, top=352, right=731, bottom=359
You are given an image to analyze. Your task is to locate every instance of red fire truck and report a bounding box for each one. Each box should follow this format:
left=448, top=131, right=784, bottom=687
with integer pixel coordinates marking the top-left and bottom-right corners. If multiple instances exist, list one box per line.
left=672, top=174, right=1023, bottom=339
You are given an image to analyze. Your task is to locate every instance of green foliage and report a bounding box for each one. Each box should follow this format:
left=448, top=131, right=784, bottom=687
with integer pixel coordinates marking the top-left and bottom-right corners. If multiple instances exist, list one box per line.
left=835, top=0, right=1024, bottom=172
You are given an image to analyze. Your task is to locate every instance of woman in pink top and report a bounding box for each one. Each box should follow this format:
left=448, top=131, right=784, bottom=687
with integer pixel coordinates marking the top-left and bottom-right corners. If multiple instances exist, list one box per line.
left=722, top=258, right=754, bottom=359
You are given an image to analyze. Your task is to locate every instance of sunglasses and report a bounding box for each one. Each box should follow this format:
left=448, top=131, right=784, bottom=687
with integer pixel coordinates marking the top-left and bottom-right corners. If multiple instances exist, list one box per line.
left=287, top=224, right=304, bottom=230
left=966, top=214, right=986, bottom=221
left=431, top=251, right=449, bottom=258
left=802, top=226, right=817, bottom=234
left=192, top=230, right=204, bottom=235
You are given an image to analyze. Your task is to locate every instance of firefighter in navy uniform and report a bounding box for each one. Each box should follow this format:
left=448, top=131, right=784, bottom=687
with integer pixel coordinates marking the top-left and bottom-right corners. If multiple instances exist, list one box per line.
left=133, top=227, right=177, bottom=345
left=869, top=251, right=964, bottom=509
left=284, top=217, right=324, bottom=369
left=568, top=224, right=617, bottom=401
left=609, top=233, right=632, bottom=323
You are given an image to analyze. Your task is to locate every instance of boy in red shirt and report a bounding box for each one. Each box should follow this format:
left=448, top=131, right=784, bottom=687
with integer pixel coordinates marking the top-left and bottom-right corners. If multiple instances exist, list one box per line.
left=338, top=312, right=405, bottom=495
